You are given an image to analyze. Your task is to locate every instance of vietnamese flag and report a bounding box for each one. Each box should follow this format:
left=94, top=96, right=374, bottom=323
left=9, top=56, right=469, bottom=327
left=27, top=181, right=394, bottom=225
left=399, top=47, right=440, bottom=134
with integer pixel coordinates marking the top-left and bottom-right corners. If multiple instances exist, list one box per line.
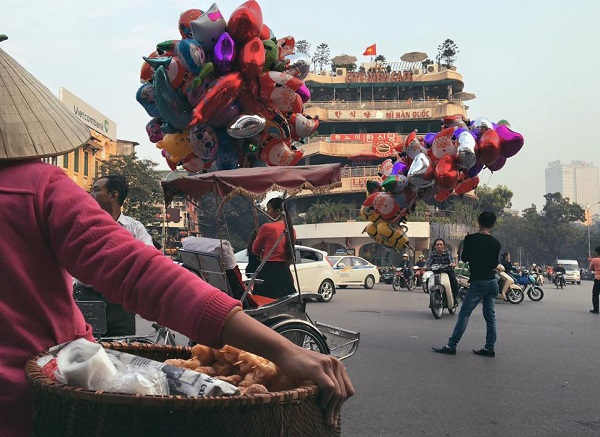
left=363, top=44, right=377, bottom=56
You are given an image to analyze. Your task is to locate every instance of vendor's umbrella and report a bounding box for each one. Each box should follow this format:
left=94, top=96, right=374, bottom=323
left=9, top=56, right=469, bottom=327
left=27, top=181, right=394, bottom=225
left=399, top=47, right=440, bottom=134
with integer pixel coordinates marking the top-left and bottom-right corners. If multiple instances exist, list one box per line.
left=0, top=43, right=91, bottom=160
left=453, top=92, right=477, bottom=101
left=332, top=54, right=357, bottom=65
left=400, top=51, right=428, bottom=63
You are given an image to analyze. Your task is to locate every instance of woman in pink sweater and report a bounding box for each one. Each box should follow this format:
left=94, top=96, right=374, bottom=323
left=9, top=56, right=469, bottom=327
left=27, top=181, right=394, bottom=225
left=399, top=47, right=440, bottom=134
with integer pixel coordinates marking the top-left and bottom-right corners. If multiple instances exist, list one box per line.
left=0, top=46, right=353, bottom=436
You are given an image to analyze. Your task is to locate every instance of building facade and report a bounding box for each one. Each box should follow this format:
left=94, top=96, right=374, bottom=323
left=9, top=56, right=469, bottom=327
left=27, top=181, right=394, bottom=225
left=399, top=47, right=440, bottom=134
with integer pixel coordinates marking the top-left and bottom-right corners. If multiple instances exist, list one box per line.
left=545, top=160, right=600, bottom=216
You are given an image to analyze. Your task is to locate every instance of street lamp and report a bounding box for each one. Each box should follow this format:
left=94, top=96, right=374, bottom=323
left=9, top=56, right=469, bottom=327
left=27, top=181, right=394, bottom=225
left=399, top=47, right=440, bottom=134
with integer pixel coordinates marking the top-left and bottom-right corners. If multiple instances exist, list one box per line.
left=586, top=202, right=600, bottom=257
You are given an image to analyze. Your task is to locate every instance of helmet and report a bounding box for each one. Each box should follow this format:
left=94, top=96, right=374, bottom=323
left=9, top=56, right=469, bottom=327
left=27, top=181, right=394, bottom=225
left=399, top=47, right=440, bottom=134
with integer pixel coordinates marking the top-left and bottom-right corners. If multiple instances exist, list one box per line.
left=419, top=255, right=425, bottom=259
left=532, top=263, right=536, bottom=267
left=402, top=253, right=408, bottom=258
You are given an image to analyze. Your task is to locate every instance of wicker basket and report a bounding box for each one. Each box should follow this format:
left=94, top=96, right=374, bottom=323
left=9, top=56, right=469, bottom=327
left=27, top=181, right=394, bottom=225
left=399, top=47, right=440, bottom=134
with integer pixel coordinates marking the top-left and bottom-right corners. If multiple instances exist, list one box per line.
left=25, top=342, right=341, bottom=437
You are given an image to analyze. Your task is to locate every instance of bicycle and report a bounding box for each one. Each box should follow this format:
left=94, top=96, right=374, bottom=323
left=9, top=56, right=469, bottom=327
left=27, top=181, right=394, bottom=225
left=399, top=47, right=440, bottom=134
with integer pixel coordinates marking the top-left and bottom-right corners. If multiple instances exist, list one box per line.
left=99, top=323, right=177, bottom=345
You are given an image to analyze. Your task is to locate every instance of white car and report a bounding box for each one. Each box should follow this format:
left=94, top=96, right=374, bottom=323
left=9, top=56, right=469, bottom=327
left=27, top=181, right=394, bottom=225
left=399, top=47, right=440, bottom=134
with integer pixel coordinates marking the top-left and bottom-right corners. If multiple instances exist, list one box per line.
left=234, top=245, right=337, bottom=302
left=329, top=256, right=380, bottom=289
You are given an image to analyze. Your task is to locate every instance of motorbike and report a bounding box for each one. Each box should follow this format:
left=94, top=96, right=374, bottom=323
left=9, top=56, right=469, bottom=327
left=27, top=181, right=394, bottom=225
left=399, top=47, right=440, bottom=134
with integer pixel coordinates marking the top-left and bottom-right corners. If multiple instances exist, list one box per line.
left=554, top=272, right=566, bottom=289
left=517, top=271, right=544, bottom=301
left=427, top=264, right=459, bottom=319
left=392, top=267, right=416, bottom=291
left=422, top=270, right=433, bottom=293
left=413, top=265, right=425, bottom=286
left=533, top=271, right=544, bottom=286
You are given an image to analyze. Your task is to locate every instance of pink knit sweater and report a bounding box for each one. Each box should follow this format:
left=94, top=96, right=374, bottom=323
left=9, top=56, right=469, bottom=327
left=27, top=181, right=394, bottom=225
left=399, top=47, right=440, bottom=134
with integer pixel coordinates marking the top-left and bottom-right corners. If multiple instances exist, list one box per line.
left=0, top=160, right=240, bottom=436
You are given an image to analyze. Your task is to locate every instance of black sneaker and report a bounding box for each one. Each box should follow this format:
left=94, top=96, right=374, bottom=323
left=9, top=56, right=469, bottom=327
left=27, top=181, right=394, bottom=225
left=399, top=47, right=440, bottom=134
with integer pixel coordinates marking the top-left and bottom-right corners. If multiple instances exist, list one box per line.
left=473, top=348, right=495, bottom=357
left=590, top=310, right=599, bottom=314
left=432, top=346, right=456, bottom=355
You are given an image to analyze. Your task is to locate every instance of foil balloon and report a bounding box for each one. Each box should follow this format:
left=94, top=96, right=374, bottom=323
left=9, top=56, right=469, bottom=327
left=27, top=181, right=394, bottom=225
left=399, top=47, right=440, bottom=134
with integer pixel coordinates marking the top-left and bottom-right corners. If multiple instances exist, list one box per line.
left=227, top=0, right=263, bottom=44
left=162, top=149, right=179, bottom=170
left=423, top=132, right=436, bottom=148
left=208, top=101, right=241, bottom=128
left=237, top=87, right=291, bottom=143
left=467, top=161, right=484, bottom=178
left=259, top=138, right=303, bottom=166
left=143, top=56, right=187, bottom=90
left=136, top=83, right=160, bottom=117
left=276, top=36, right=295, bottom=59
left=156, top=130, right=192, bottom=162
left=227, top=114, right=266, bottom=138
left=496, top=124, right=524, bottom=158
left=497, top=119, right=511, bottom=126
left=470, top=116, right=494, bottom=140
left=151, top=60, right=193, bottom=131
left=156, top=40, right=178, bottom=56
left=191, top=72, right=243, bottom=126
left=260, top=23, right=273, bottom=40
left=434, top=189, right=453, bottom=203
left=262, top=39, right=279, bottom=72
left=364, top=222, right=384, bottom=245
left=258, top=71, right=304, bottom=113
left=284, top=53, right=311, bottom=80
left=377, top=221, right=410, bottom=250
left=140, top=51, right=160, bottom=83
left=475, top=129, right=501, bottom=167
left=382, top=174, right=408, bottom=194
left=487, top=155, right=507, bottom=171
left=215, top=130, right=240, bottom=170
left=238, top=37, right=265, bottom=78
left=454, top=175, right=480, bottom=195
left=430, top=126, right=457, bottom=161
left=289, top=113, right=318, bottom=140
left=394, top=185, right=417, bottom=209
left=407, top=152, right=435, bottom=188
left=366, top=180, right=383, bottom=195
left=189, top=123, right=219, bottom=162
left=434, top=154, right=459, bottom=190
left=213, top=32, right=236, bottom=74
left=456, top=130, right=477, bottom=170
left=442, top=114, right=468, bottom=129
left=402, top=130, right=425, bottom=159
left=183, top=75, right=209, bottom=107
left=378, top=159, right=394, bottom=179
left=181, top=152, right=205, bottom=173
left=372, top=192, right=402, bottom=222
left=390, top=161, right=408, bottom=176
left=145, top=117, right=164, bottom=143
left=190, top=4, right=227, bottom=51
left=296, top=84, right=311, bottom=103
left=176, top=39, right=206, bottom=75
left=179, top=9, right=203, bottom=39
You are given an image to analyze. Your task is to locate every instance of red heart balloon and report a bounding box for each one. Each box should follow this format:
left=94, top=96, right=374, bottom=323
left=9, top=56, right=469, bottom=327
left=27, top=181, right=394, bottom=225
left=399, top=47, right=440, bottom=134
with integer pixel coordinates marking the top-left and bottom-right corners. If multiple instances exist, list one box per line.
left=475, top=129, right=500, bottom=166
left=434, top=154, right=459, bottom=190
left=454, top=175, right=480, bottom=195
left=227, top=0, right=263, bottom=44
left=238, top=37, right=265, bottom=78
left=487, top=155, right=507, bottom=171
left=190, top=72, right=243, bottom=126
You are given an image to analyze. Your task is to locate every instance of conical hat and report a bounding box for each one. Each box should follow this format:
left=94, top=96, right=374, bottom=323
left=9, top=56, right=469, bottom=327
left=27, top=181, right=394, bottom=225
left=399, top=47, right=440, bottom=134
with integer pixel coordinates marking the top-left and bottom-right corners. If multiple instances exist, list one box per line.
left=0, top=46, right=91, bottom=160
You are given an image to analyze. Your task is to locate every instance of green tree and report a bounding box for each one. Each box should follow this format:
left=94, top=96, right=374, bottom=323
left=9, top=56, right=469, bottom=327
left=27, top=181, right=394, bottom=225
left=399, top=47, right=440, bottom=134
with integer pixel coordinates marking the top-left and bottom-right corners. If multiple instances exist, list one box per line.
left=295, top=40, right=311, bottom=55
left=436, top=39, right=459, bottom=67
left=374, top=55, right=386, bottom=64
left=312, top=43, right=330, bottom=72
left=474, top=184, right=513, bottom=217
left=98, top=153, right=163, bottom=226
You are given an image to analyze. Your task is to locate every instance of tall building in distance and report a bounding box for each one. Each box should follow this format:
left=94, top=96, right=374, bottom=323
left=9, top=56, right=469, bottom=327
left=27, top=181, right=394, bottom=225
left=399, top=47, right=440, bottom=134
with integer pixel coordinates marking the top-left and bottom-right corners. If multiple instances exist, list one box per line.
left=545, top=160, right=600, bottom=217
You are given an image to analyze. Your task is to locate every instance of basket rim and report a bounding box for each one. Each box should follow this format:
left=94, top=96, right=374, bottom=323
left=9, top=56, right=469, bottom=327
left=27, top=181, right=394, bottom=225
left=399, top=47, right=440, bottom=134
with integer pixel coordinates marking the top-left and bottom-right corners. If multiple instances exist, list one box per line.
left=25, top=343, right=321, bottom=408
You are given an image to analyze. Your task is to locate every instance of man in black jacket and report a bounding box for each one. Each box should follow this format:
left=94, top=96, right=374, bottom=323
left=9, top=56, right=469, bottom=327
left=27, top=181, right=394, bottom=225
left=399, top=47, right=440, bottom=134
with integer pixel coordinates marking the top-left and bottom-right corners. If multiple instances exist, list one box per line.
left=433, top=211, right=501, bottom=357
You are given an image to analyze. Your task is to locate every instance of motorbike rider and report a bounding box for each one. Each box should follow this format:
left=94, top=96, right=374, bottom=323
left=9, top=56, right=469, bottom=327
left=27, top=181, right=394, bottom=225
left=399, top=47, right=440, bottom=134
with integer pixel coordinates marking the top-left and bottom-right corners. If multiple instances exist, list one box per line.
left=415, top=255, right=426, bottom=285
left=554, top=263, right=566, bottom=286
left=425, top=238, right=459, bottom=301
left=398, top=253, right=414, bottom=282
left=500, top=252, right=518, bottom=281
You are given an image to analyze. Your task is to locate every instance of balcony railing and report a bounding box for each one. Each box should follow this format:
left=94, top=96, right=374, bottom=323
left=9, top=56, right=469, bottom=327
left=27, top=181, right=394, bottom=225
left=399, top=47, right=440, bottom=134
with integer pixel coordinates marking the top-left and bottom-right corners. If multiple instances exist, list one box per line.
left=305, top=98, right=465, bottom=111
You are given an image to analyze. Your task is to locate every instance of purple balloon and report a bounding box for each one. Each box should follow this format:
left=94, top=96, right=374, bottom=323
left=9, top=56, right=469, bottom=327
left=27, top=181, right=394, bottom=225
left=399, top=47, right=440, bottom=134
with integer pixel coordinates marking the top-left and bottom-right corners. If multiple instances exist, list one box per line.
left=296, top=84, right=311, bottom=103
left=467, top=161, right=484, bottom=178
left=496, top=124, right=524, bottom=158
left=213, top=32, right=236, bottom=74
left=487, top=155, right=507, bottom=171
left=423, top=132, right=436, bottom=148
left=208, top=101, right=241, bottom=128
left=391, top=161, right=408, bottom=176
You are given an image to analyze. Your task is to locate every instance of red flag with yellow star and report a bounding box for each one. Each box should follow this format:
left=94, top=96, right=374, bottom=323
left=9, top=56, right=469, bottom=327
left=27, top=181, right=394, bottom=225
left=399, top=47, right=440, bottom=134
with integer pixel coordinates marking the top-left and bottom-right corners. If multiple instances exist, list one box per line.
left=363, top=44, right=377, bottom=56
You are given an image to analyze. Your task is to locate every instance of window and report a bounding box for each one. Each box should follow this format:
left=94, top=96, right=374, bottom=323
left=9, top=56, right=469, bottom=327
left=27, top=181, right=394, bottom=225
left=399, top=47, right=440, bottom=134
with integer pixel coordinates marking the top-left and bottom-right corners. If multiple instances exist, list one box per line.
left=83, top=151, right=89, bottom=176
left=73, top=150, right=79, bottom=173
left=63, top=153, right=69, bottom=168
left=297, top=249, right=321, bottom=264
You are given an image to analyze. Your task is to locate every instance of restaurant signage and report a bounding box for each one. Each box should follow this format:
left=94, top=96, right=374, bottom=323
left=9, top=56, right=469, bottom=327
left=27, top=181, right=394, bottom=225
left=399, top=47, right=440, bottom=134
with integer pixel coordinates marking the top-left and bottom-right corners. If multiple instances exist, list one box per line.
left=328, top=109, right=432, bottom=121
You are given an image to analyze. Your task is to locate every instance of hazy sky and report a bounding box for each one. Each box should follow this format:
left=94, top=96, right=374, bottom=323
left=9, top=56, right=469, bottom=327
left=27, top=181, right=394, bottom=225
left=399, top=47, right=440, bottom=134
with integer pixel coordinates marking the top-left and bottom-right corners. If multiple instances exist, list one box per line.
left=3, top=0, right=599, bottom=211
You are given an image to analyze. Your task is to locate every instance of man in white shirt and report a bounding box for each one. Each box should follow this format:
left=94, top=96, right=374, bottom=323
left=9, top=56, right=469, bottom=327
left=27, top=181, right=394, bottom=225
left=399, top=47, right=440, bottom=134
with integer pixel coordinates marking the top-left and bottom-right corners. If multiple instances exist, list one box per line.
left=75, top=175, right=155, bottom=336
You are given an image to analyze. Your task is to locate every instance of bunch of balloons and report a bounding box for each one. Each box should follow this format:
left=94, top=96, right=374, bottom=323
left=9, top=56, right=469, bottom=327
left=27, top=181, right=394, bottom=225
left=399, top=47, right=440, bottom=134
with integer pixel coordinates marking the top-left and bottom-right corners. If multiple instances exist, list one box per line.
left=136, top=1, right=318, bottom=172
left=361, top=114, right=524, bottom=251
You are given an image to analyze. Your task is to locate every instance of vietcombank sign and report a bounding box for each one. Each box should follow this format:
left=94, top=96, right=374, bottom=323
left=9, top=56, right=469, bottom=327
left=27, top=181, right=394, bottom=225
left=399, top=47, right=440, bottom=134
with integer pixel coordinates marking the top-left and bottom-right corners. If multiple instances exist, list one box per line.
left=59, top=88, right=117, bottom=141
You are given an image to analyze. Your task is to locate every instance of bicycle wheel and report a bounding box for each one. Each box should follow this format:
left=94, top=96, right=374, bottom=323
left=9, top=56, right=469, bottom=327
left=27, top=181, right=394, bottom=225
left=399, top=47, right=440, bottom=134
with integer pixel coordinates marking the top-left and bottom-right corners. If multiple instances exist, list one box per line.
left=271, top=320, right=330, bottom=355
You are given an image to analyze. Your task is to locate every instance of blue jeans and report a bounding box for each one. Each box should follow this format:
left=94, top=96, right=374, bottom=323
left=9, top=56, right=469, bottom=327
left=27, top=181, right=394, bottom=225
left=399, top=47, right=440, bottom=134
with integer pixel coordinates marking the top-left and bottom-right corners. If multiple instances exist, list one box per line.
left=447, top=279, right=498, bottom=351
